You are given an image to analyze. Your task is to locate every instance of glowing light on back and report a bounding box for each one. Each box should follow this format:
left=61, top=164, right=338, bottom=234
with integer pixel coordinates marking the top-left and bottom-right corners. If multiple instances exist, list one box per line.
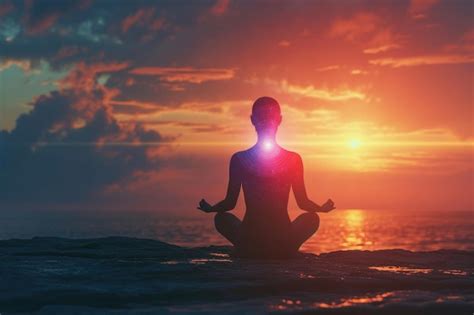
left=263, top=140, right=274, bottom=151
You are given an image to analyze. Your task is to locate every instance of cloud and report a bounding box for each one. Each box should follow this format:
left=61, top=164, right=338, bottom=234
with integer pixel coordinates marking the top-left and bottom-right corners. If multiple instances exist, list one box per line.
left=330, top=12, right=401, bottom=55
left=316, top=65, right=340, bottom=72
left=278, top=40, right=291, bottom=47
left=145, top=120, right=230, bottom=134
left=121, top=7, right=165, bottom=33
left=363, top=44, right=401, bottom=54
left=0, top=1, right=14, bottom=17
left=279, top=80, right=366, bottom=102
left=350, top=69, right=368, bottom=75
left=443, top=28, right=474, bottom=53
left=110, top=100, right=167, bottom=115
left=0, top=58, right=31, bottom=71
left=363, top=28, right=402, bottom=54
left=129, top=67, right=236, bottom=83
left=329, top=12, right=380, bottom=41
left=369, top=54, right=474, bottom=67
left=0, top=1, right=218, bottom=72
left=0, top=63, right=165, bottom=203
left=210, top=0, right=230, bottom=16
left=22, top=0, right=91, bottom=34
left=110, top=99, right=251, bottom=140
left=59, top=62, right=129, bottom=92
left=408, top=0, right=439, bottom=19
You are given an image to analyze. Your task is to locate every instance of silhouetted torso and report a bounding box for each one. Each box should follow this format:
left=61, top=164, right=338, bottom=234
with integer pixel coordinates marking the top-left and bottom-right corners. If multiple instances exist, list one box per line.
left=233, top=146, right=298, bottom=254
left=199, top=97, right=330, bottom=258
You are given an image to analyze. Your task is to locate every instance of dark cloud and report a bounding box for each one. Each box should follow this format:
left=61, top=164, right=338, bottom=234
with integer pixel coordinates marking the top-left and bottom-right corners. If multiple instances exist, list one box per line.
left=0, top=0, right=219, bottom=70
left=0, top=63, right=165, bottom=203
left=22, top=0, right=90, bottom=34
left=0, top=1, right=15, bottom=17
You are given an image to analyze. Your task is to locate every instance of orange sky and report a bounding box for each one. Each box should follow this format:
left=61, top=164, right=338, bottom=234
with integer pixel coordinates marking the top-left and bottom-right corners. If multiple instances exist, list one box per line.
left=0, top=0, right=472, bottom=213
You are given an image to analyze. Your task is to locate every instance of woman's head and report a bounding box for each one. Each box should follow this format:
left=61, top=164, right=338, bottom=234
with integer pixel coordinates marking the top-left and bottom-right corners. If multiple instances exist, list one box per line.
left=251, top=96, right=282, bottom=135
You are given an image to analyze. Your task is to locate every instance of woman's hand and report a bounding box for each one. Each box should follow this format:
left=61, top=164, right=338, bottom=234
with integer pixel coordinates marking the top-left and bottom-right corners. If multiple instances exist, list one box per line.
left=320, top=199, right=335, bottom=212
left=197, top=198, right=214, bottom=213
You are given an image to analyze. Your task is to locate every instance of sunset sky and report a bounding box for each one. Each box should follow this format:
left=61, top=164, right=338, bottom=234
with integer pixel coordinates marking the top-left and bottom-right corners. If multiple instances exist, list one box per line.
left=0, top=0, right=472, bottom=215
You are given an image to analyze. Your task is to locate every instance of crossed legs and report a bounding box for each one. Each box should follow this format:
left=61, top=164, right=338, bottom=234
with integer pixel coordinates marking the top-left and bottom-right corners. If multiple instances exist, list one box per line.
left=289, top=212, right=320, bottom=251
left=214, top=212, right=320, bottom=252
left=214, top=212, right=242, bottom=246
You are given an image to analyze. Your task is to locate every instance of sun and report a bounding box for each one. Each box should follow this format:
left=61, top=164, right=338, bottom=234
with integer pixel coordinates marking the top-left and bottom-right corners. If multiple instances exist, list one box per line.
left=348, top=139, right=361, bottom=149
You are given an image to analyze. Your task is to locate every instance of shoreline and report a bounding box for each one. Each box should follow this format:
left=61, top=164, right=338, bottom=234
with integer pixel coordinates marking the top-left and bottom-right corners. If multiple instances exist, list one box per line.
left=1, top=237, right=473, bottom=314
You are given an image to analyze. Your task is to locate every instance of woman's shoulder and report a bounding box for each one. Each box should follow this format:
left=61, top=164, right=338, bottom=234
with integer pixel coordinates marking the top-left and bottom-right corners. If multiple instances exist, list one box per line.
left=232, top=147, right=301, bottom=159
left=279, top=148, right=301, bottom=161
left=231, top=150, right=246, bottom=159
left=230, top=150, right=248, bottom=165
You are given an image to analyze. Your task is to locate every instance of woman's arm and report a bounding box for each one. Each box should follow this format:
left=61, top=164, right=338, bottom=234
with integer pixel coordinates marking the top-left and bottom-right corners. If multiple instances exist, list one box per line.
left=198, top=153, right=242, bottom=213
left=292, top=153, right=335, bottom=213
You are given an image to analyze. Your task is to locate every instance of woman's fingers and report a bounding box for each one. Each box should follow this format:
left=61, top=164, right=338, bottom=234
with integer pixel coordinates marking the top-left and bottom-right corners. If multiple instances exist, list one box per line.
left=197, top=199, right=212, bottom=213
left=321, top=200, right=336, bottom=212
left=198, top=199, right=208, bottom=212
left=199, top=199, right=208, bottom=208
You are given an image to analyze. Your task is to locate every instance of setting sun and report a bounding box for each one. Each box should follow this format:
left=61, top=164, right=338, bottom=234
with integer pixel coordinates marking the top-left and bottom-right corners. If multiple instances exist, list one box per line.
left=348, top=139, right=362, bottom=149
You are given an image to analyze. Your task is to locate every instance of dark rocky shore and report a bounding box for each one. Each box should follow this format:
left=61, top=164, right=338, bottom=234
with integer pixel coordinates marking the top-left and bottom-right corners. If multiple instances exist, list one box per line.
left=1, top=237, right=473, bottom=314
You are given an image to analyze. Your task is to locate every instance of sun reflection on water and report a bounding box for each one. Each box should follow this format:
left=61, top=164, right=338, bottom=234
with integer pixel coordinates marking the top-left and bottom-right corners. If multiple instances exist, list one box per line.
left=369, top=265, right=469, bottom=276
left=341, top=209, right=372, bottom=249
left=315, top=292, right=394, bottom=309
left=271, top=292, right=395, bottom=311
left=369, top=266, right=433, bottom=274
left=295, top=209, right=474, bottom=254
left=149, top=209, right=474, bottom=254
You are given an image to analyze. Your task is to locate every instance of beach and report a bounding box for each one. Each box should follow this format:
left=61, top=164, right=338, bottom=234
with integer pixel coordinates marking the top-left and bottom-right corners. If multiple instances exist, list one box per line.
left=1, top=210, right=473, bottom=313
left=1, top=236, right=473, bottom=314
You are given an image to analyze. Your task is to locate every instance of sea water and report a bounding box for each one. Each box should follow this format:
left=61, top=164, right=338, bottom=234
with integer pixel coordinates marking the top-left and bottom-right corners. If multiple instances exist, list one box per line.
left=0, top=209, right=472, bottom=253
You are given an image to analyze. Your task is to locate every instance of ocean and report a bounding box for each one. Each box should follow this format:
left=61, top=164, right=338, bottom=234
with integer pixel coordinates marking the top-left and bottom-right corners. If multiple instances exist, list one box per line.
left=1, top=209, right=473, bottom=253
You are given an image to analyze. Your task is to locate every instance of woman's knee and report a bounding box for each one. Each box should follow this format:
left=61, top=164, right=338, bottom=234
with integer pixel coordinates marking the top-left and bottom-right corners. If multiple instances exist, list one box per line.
left=301, top=212, right=320, bottom=233
left=214, top=212, right=240, bottom=245
left=214, top=212, right=225, bottom=229
left=214, top=212, right=235, bottom=231
left=291, top=212, right=320, bottom=251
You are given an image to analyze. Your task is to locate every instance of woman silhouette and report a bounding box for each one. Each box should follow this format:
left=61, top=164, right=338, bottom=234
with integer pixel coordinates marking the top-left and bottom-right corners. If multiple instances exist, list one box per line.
left=198, top=96, right=335, bottom=258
